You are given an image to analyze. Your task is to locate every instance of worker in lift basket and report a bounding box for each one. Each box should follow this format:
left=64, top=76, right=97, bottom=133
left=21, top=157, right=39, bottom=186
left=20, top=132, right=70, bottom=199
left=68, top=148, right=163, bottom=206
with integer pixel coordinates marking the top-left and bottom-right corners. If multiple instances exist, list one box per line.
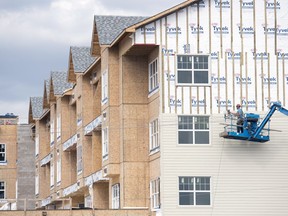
left=227, top=104, right=244, bottom=133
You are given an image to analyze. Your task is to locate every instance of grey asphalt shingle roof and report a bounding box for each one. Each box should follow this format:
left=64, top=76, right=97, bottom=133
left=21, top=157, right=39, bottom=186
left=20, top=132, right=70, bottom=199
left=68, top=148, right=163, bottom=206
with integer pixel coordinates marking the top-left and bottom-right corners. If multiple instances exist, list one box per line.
left=44, top=79, right=50, bottom=102
left=70, top=46, right=96, bottom=73
left=51, top=71, right=73, bottom=95
left=94, top=15, right=147, bottom=45
left=30, top=97, right=43, bottom=119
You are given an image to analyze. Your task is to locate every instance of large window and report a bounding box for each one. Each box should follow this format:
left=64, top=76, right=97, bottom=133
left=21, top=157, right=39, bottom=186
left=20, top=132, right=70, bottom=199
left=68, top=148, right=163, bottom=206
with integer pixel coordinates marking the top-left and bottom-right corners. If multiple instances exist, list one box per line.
left=178, top=116, right=209, bottom=144
left=102, top=69, right=108, bottom=104
left=177, top=55, right=209, bottom=85
left=35, top=135, right=39, bottom=157
left=179, top=177, right=211, bottom=206
left=50, top=163, right=54, bottom=189
left=77, top=145, right=83, bottom=174
left=150, top=178, right=160, bottom=210
left=56, top=114, right=61, bottom=141
left=50, top=120, right=55, bottom=146
left=102, top=128, right=108, bottom=161
left=0, top=181, right=5, bottom=199
left=112, top=184, right=120, bottom=209
left=150, top=118, right=159, bottom=153
left=0, top=144, right=6, bottom=162
left=35, top=175, right=39, bottom=195
left=149, top=59, right=159, bottom=93
left=56, top=150, right=61, bottom=185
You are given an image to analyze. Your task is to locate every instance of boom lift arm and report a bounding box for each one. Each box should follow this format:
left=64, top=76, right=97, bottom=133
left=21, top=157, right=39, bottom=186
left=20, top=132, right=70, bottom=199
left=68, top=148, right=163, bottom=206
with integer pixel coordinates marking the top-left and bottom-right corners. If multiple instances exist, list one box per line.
left=220, top=102, right=288, bottom=142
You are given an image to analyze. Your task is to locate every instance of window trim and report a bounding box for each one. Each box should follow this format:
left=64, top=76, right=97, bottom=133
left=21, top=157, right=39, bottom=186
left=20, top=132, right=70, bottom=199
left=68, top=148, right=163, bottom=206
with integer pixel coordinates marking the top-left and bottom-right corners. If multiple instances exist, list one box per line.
left=178, top=115, right=210, bottom=145
left=0, top=181, right=5, bottom=199
left=176, top=54, right=211, bottom=86
left=112, top=183, right=120, bottom=209
left=102, top=69, right=108, bottom=105
left=178, top=176, right=211, bottom=206
left=148, top=58, right=159, bottom=94
left=0, top=144, right=7, bottom=164
left=150, top=178, right=161, bottom=210
left=102, top=127, right=109, bottom=161
left=149, top=118, right=160, bottom=154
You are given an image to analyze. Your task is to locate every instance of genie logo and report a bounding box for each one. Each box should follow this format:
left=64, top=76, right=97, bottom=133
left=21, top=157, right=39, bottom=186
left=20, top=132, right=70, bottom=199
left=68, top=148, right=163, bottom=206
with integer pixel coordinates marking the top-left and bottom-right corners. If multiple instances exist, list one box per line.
left=140, top=26, right=155, bottom=35
left=212, top=24, right=229, bottom=34
left=191, top=0, right=205, bottom=7
left=216, top=98, right=232, bottom=107
left=266, top=1, right=280, bottom=9
left=170, top=98, right=182, bottom=107
left=277, top=52, right=288, bottom=59
left=191, top=99, right=206, bottom=107
left=235, top=76, right=252, bottom=85
left=211, top=74, right=226, bottom=84
left=166, top=26, right=182, bottom=34
left=165, top=72, right=175, bottom=81
left=242, top=1, right=253, bottom=9
left=263, top=77, right=277, bottom=85
left=214, top=0, right=230, bottom=8
left=162, top=48, right=174, bottom=56
left=211, top=51, right=218, bottom=60
left=190, top=25, right=204, bottom=34
left=252, top=52, right=268, bottom=60
left=238, top=25, right=254, bottom=34
left=227, top=51, right=241, bottom=60
left=263, top=26, right=288, bottom=36
left=242, top=99, right=256, bottom=107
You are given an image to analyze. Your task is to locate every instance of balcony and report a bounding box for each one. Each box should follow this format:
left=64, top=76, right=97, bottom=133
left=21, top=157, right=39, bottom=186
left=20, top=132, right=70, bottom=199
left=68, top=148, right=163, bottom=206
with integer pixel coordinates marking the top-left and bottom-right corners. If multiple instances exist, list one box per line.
left=63, top=134, right=77, bottom=151
left=84, top=115, right=102, bottom=136
left=40, top=153, right=52, bottom=166
left=84, top=169, right=108, bottom=186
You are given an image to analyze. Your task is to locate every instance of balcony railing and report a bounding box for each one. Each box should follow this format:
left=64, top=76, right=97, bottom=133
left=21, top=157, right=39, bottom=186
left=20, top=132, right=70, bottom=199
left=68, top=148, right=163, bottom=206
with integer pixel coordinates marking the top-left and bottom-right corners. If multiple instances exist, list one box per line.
left=63, top=134, right=77, bottom=152
left=40, top=153, right=52, bottom=166
left=84, top=170, right=108, bottom=186
left=84, top=115, right=102, bottom=136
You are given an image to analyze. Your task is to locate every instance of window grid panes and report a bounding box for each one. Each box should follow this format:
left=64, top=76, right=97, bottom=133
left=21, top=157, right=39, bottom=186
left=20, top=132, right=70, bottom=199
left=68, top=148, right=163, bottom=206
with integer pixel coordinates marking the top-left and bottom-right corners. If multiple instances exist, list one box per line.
left=150, top=178, right=160, bottom=210
left=150, top=119, right=159, bottom=152
left=112, top=184, right=120, bottom=209
left=102, top=128, right=108, bottom=160
left=177, top=55, right=209, bottom=85
left=179, top=177, right=211, bottom=206
left=0, top=144, right=6, bottom=162
left=149, top=59, right=159, bottom=92
left=102, top=70, right=108, bottom=103
left=178, top=116, right=209, bottom=144
left=0, top=181, right=5, bottom=199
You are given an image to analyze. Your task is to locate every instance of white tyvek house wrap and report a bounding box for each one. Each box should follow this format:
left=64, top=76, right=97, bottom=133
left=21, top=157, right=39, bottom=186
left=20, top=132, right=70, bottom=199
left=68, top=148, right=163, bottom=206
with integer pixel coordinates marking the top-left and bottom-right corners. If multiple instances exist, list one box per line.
left=134, top=0, right=288, bottom=114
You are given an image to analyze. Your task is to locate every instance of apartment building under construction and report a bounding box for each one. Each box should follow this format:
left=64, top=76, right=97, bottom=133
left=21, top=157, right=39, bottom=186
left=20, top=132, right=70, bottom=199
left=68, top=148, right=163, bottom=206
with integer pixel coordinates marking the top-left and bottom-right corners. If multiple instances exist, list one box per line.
left=29, top=0, right=288, bottom=215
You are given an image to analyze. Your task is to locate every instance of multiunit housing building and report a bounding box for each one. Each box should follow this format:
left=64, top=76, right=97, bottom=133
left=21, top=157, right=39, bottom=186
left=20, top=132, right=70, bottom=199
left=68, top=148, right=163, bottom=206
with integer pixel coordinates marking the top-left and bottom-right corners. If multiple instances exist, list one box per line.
left=29, top=0, right=288, bottom=215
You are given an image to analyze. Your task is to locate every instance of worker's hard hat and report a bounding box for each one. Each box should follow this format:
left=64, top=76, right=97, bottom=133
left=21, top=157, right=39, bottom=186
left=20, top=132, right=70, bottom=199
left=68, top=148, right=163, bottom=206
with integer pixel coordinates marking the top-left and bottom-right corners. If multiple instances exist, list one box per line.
left=236, top=104, right=241, bottom=107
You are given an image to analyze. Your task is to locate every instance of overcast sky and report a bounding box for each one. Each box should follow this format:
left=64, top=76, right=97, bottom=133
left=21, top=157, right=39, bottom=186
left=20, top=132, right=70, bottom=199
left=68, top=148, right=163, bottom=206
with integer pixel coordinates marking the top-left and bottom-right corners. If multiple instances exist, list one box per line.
left=0, top=0, right=182, bottom=123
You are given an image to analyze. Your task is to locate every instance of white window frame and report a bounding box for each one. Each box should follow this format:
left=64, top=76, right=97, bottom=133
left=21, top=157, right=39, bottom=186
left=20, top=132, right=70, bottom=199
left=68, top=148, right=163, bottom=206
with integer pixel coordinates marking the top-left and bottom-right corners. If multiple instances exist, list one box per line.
left=77, top=144, right=83, bottom=175
left=149, top=118, right=160, bottom=154
left=178, top=115, right=210, bottom=145
left=35, top=135, right=39, bottom=157
left=102, top=127, right=108, bottom=161
left=50, top=119, right=55, bottom=146
left=150, top=178, right=160, bottom=210
left=148, top=58, right=159, bottom=94
left=50, top=163, right=54, bottom=189
left=112, top=184, right=120, bottom=209
left=56, top=151, right=61, bottom=185
left=179, top=176, right=211, bottom=206
left=0, top=144, right=6, bottom=163
left=35, top=175, right=39, bottom=195
left=102, top=69, right=108, bottom=104
left=176, top=54, right=210, bottom=86
left=0, top=181, right=5, bottom=199
left=56, top=114, right=61, bottom=141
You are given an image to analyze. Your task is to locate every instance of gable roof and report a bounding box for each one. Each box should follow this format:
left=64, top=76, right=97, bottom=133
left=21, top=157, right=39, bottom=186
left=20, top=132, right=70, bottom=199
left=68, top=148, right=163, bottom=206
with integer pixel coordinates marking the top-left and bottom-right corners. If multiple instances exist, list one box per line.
left=68, top=46, right=97, bottom=82
left=29, top=97, right=44, bottom=123
left=50, top=71, right=73, bottom=97
left=94, top=15, right=147, bottom=45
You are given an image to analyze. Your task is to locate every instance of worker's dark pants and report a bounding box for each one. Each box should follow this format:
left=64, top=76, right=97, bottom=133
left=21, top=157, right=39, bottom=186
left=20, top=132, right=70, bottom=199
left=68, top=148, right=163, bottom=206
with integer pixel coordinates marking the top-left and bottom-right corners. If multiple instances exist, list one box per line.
left=237, top=119, right=244, bottom=133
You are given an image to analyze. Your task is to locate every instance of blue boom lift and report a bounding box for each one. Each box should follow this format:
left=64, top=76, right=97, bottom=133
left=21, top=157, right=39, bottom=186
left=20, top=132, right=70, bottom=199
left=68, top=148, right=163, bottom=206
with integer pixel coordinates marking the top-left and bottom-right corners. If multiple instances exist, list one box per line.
left=220, top=102, right=288, bottom=142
